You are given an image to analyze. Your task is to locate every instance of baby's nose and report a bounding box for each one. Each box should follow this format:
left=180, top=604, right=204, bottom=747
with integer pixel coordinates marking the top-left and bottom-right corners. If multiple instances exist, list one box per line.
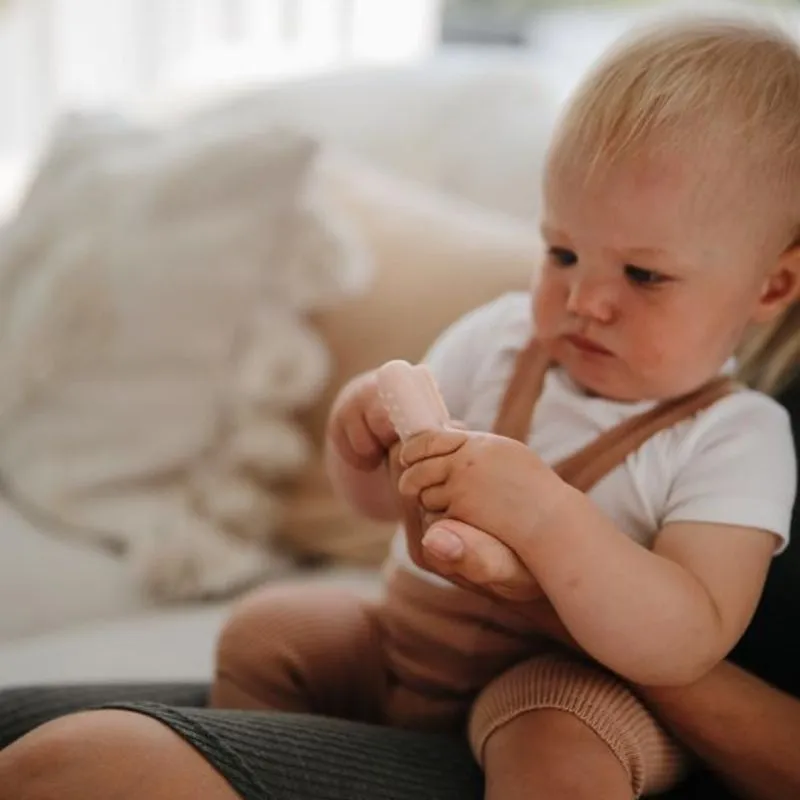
left=566, top=277, right=618, bottom=324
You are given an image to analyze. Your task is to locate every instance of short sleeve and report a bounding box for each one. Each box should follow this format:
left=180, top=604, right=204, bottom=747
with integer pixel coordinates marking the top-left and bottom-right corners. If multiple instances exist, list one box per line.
left=421, top=292, right=529, bottom=421
left=663, top=392, right=797, bottom=551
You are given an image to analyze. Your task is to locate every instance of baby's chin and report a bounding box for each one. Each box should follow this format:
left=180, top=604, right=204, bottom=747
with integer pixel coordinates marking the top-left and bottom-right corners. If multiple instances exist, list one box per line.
left=562, top=362, right=714, bottom=404
left=552, top=337, right=730, bottom=402
left=556, top=356, right=654, bottom=403
left=568, top=374, right=646, bottom=403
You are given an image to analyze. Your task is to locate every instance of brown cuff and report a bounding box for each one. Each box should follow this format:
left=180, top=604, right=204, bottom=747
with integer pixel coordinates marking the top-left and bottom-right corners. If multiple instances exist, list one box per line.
left=468, top=653, right=688, bottom=797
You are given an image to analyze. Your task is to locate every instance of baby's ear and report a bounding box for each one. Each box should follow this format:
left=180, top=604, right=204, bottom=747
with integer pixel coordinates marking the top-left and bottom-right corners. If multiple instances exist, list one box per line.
left=753, top=245, right=800, bottom=322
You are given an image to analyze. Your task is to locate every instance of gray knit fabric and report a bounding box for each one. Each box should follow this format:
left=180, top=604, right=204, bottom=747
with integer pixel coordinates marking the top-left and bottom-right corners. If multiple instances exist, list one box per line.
left=0, top=684, right=483, bottom=799
left=0, top=683, right=207, bottom=749
left=111, top=701, right=485, bottom=800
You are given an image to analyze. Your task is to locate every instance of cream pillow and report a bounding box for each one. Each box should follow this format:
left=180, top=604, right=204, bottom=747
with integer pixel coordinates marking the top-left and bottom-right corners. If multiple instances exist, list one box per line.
left=0, top=113, right=370, bottom=601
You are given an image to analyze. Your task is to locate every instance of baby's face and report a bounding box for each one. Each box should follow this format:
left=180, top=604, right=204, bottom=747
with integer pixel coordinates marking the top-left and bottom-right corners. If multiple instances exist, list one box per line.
left=534, top=149, right=777, bottom=401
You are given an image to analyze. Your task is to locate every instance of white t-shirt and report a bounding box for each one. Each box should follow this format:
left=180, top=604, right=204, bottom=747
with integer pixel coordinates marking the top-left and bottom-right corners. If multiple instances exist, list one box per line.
left=390, top=292, right=797, bottom=584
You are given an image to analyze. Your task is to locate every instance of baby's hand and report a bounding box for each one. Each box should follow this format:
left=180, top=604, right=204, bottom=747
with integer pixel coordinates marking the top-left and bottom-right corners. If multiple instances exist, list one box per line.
left=398, top=429, right=566, bottom=549
left=327, top=371, right=398, bottom=472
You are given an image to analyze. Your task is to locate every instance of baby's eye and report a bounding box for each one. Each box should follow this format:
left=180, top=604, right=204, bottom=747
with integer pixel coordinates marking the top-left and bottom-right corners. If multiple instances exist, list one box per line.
left=548, top=247, right=578, bottom=267
left=624, top=264, right=669, bottom=287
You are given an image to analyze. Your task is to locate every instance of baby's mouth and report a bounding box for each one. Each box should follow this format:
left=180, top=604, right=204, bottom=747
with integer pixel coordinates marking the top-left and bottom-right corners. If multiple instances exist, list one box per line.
left=564, top=333, right=612, bottom=356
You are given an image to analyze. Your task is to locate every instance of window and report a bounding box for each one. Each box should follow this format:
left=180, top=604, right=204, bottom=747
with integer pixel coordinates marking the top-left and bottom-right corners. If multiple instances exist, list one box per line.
left=442, top=0, right=800, bottom=46
left=0, top=0, right=440, bottom=170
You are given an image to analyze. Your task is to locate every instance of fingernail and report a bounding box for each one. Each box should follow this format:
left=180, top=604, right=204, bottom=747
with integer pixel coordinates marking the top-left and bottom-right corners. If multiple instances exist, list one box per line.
left=422, top=527, right=464, bottom=561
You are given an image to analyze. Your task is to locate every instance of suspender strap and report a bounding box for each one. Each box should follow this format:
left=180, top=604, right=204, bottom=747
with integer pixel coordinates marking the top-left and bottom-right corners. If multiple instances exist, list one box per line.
left=492, top=337, right=738, bottom=492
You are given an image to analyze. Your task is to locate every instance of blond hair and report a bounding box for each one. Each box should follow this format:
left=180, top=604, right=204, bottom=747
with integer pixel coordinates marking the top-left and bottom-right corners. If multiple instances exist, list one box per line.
left=548, top=16, right=800, bottom=395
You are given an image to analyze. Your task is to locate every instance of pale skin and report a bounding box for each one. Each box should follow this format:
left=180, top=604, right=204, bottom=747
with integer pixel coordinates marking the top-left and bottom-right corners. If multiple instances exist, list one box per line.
left=398, top=428, right=778, bottom=686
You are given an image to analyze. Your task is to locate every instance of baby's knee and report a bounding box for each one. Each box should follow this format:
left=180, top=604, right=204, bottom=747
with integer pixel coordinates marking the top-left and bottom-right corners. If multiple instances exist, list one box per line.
left=0, top=710, right=157, bottom=800
left=481, top=708, right=635, bottom=800
left=216, top=583, right=366, bottom=670
left=215, top=584, right=284, bottom=674
left=469, top=654, right=688, bottom=797
left=213, top=582, right=381, bottom=711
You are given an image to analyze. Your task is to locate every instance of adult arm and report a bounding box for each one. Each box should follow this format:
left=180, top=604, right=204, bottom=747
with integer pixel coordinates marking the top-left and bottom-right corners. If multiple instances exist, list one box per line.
left=639, top=661, right=800, bottom=800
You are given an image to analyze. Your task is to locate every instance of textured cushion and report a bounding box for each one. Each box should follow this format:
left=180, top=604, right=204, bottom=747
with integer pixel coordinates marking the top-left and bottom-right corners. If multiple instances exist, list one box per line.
left=0, top=112, right=368, bottom=602
left=308, top=150, right=540, bottom=439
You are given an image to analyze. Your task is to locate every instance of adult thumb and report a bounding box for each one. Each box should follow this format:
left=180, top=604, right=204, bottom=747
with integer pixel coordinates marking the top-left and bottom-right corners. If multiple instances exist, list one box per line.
left=422, top=520, right=541, bottom=601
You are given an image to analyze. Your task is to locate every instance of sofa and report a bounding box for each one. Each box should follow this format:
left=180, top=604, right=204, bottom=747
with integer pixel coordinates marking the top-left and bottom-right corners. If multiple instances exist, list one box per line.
left=0, top=53, right=555, bottom=683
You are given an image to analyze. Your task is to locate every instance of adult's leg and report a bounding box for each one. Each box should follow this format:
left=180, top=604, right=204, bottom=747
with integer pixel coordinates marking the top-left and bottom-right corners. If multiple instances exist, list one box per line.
left=111, top=704, right=485, bottom=800
left=0, top=683, right=483, bottom=800
left=0, top=709, right=239, bottom=800
left=0, top=682, right=207, bottom=749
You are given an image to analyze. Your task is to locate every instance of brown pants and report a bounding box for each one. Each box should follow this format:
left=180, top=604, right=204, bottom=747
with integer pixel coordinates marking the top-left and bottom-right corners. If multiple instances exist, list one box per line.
left=215, top=566, right=687, bottom=797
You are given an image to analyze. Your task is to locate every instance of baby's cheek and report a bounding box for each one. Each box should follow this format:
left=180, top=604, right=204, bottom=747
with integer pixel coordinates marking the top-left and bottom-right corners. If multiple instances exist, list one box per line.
left=635, top=339, right=667, bottom=370
left=532, top=281, right=562, bottom=334
left=626, top=319, right=671, bottom=370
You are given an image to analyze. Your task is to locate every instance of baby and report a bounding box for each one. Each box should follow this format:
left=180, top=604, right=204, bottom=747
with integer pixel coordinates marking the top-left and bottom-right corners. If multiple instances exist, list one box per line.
left=213, top=17, right=800, bottom=799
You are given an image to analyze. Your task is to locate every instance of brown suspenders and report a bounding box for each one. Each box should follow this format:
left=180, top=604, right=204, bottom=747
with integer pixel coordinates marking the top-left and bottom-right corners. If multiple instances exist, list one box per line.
left=493, top=337, right=737, bottom=492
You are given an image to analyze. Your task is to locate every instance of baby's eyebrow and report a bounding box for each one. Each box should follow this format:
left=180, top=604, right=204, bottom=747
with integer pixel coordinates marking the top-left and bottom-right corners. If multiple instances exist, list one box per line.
left=619, top=246, right=695, bottom=274
left=622, top=245, right=668, bottom=257
left=540, top=224, right=571, bottom=242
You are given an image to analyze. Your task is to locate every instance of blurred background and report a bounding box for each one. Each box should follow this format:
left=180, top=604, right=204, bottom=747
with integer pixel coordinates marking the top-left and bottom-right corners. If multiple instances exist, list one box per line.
left=1, top=0, right=798, bottom=203
left=0, top=0, right=797, bottom=685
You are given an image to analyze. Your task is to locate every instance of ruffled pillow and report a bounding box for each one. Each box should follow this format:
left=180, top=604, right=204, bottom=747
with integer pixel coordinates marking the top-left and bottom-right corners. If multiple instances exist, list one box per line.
left=0, top=111, right=370, bottom=601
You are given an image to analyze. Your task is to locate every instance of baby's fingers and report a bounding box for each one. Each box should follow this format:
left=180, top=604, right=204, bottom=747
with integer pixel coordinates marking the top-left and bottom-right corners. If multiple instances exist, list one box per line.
left=400, top=429, right=467, bottom=466
left=329, top=414, right=383, bottom=471
left=364, top=397, right=399, bottom=449
left=397, top=458, right=449, bottom=500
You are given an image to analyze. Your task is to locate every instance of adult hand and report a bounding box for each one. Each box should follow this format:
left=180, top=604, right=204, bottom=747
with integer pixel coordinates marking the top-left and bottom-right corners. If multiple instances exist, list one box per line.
left=387, top=436, right=543, bottom=601
left=420, top=520, right=576, bottom=647
left=421, top=519, right=544, bottom=602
